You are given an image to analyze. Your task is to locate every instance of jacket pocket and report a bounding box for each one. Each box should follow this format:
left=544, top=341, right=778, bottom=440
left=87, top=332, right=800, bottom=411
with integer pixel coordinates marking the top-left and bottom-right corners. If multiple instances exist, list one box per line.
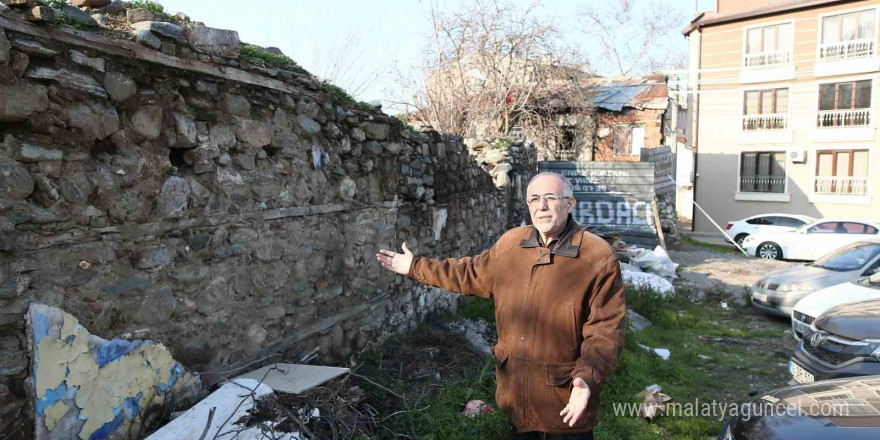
left=542, top=361, right=585, bottom=430
left=491, top=344, right=512, bottom=413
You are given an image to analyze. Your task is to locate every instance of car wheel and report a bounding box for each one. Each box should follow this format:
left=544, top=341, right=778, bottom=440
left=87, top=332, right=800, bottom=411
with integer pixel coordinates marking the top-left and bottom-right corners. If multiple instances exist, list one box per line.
left=734, top=234, right=748, bottom=247
left=757, top=242, right=782, bottom=260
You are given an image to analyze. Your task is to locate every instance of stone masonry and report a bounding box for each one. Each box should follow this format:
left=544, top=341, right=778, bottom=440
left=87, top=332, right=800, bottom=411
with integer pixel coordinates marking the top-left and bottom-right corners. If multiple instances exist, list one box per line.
left=0, top=7, right=535, bottom=438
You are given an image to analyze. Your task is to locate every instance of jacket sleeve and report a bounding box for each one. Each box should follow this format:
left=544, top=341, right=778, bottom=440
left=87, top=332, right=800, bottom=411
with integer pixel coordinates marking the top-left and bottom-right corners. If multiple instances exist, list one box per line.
left=406, top=246, right=496, bottom=299
left=572, top=256, right=626, bottom=395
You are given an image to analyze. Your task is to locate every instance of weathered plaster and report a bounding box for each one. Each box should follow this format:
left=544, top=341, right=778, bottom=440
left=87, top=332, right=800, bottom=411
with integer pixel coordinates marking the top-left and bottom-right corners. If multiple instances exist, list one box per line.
left=27, top=304, right=201, bottom=440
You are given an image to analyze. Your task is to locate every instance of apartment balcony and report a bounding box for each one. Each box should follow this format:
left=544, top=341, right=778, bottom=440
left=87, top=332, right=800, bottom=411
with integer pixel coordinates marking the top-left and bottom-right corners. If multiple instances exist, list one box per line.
left=740, top=50, right=795, bottom=84
left=740, top=114, right=792, bottom=143
left=820, top=38, right=875, bottom=61
left=812, top=109, right=874, bottom=142
left=739, top=176, right=786, bottom=193
left=814, top=176, right=869, bottom=196
left=815, top=38, right=880, bottom=77
left=744, top=50, right=792, bottom=68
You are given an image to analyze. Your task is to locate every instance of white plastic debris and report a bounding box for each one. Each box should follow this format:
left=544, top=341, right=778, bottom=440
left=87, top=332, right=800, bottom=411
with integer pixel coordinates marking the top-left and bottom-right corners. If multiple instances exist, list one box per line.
left=628, top=246, right=679, bottom=279
left=146, top=379, right=273, bottom=440
left=622, top=270, right=675, bottom=297
left=638, top=344, right=671, bottom=361
left=721, top=302, right=729, bottom=309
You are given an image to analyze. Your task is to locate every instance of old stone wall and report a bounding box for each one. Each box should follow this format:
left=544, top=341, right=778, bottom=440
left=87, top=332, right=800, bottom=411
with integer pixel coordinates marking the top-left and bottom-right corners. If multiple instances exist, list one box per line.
left=0, top=11, right=534, bottom=437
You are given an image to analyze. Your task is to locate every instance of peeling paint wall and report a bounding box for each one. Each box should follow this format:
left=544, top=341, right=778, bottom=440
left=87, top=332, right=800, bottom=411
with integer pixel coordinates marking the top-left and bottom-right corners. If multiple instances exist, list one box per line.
left=27, top=303, right=200, bottom=440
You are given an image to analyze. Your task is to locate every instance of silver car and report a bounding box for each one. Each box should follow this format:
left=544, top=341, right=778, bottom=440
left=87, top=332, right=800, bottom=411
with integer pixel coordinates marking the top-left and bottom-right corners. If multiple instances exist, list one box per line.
left=751, top=240, right=880, bottom=317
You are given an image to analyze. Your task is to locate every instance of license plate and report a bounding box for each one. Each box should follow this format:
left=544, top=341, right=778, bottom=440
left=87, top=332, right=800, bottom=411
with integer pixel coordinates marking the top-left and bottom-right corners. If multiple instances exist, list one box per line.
left=790, top=360, right=815, bottom=384
left=792, top=320, right=809, bottom=337
left=753, top=292, right=768, bottom=303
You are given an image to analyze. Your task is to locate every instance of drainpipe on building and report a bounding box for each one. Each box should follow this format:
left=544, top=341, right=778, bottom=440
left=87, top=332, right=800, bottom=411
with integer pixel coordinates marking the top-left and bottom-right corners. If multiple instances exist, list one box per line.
left=691, top=29, right=702, bottom=233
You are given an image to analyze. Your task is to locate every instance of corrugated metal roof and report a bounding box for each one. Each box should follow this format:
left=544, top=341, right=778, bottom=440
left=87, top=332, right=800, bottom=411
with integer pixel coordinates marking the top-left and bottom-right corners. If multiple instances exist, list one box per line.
left=588, top=74, right=668, bottom=112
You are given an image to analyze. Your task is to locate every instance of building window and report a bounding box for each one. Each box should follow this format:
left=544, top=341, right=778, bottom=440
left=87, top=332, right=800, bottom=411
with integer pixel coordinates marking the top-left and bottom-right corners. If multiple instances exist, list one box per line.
left=815, top=149, right=869, bottom=195
left=820, top=9, right=876, bottom=61
left=612, top=124, right=644, bottom=157
left=740, top=151, right=786, bottom=193
left=742, top=88, right=788, bottom=131
left=745, top=23, right=792, bottom=67
left=817, top=80, right=872, bottom=128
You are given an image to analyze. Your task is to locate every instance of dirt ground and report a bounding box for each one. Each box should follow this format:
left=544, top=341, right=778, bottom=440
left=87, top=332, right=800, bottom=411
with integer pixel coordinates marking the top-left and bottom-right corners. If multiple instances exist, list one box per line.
left=668, top=242, right=798, bottom=293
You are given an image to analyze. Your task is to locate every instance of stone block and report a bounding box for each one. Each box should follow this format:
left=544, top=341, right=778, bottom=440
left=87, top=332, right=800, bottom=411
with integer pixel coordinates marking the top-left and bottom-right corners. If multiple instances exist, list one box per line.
left=187, top=24, right=240, bottom=58
left=60, top=5, right=97, bottom=27
left=131, top=21, right=185, bottom=42
left=154, top=176, right=189, bottom=219
left=69, top=50, right=105, bottom=72
left=26, top=5, right=54, bottom=23
left=126, top=7, right=153, bottom=23
left=0, top=164, right=34, bottom=200
left=360, top=122, right=390, bottom=140
left=131, top=105, right=163, bottom=140
left=17, top=142, right=62, bottom=162
left=65, top=101, right=119, bottom=141
left=0, top=83, right=48, bottom=122
left=0, top=30, right=9, bottom=64
left=9, top=38, right=56, bottom=57
left=235, top=119, right=272, bottom=147
left=103, top=71, right=137, bottom=102
left=25, top=67, right=107, bottom=98
left=297, top=115, right=321, bottom=136
left=134, top=29, right=161, bottom=50
left=172, top=113, right=197, bottom=148
left=69, top=0, right=110, bottom=6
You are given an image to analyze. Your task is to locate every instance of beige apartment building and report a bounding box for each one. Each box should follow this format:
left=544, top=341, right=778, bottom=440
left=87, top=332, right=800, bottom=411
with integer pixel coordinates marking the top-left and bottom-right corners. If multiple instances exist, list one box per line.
left=684, top=0, right=880, bottom=234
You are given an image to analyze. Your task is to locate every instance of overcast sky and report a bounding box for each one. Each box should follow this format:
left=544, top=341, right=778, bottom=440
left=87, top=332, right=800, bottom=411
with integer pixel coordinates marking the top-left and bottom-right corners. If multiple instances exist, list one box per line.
left=158, top=0, right=715, bottom=110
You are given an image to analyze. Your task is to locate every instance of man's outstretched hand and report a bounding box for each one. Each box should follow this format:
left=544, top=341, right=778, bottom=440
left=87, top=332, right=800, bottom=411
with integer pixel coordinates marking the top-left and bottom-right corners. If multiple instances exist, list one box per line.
left=376, top=242, right=414, bottom=276
left=560, top=377, right=591, bottom=427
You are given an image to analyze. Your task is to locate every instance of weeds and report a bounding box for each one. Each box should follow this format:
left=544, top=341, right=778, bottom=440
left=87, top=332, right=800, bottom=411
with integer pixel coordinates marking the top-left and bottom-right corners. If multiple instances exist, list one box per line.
left=240, top=43, right=299, bottom=70
left=124, top=0, right=164, bottom=14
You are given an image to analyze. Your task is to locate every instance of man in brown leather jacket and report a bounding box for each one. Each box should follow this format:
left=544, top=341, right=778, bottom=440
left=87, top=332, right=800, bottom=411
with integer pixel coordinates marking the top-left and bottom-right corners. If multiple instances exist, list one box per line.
left=376, top=172, right=626, bottom=439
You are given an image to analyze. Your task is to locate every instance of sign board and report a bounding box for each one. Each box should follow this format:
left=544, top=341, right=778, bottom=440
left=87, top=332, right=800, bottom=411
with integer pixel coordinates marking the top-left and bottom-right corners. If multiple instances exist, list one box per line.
left=641, top=146, right=675, bottom=195
left=538, top=161, right=658, bottom=246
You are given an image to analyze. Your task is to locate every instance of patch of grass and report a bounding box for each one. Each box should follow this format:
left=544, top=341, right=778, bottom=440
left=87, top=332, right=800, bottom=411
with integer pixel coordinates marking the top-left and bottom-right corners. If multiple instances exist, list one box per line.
left=39, top=0, right=66, bottom=9
left=54, top=12, right=92, bottom=30
left=240, top=43, right=299, bottom=70
left=320, top=81, right=356, bottom=105
left=681, top=234, right=739, bottom=254
left=124, top=0, right=164, bottom=14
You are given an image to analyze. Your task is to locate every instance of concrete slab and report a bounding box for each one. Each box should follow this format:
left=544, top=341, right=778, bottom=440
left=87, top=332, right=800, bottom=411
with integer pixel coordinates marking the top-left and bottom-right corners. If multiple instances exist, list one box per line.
left=145, top=379, right=272, bottom=440
left=235, top=363, right=349, bottom=394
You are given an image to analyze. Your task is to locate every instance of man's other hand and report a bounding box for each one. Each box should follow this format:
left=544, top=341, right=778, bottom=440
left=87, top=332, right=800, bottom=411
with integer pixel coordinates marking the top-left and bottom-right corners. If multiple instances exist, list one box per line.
left=560, top=377, right=591, bottom=427
left=376, top=242, right=414, bottom=276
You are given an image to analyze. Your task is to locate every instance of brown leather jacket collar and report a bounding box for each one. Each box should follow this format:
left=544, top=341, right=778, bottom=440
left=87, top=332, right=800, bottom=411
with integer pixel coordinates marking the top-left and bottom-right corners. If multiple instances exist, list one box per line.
left=518, top=215, right=582, bottom=258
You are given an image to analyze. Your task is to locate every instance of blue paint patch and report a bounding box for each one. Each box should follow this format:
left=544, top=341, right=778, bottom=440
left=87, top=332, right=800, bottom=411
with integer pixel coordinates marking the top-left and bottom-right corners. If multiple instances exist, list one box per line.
left=36, top=383, right=69, bottom=417
left=157, top=364, right=182, bottom=392
left=121, top=393, right=142, bottom=420
left=31, top=309, right=50, bottom=345
left=95, top=340, right=143, bottom=368
left=88, top=411, right=124, bottom=440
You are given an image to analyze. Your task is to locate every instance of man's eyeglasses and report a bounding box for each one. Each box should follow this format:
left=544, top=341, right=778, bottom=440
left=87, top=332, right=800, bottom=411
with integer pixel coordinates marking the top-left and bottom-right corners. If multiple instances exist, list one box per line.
left=526, top=193, right=570, bottom=206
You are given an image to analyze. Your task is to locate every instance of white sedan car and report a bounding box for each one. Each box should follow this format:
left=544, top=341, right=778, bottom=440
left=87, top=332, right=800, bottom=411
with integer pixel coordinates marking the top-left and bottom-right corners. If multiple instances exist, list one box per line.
left=742, top=219, right=880, bottom=260
left=791, top=272, right=880, bottom=340
left=725, top=213, right=815, bottom=247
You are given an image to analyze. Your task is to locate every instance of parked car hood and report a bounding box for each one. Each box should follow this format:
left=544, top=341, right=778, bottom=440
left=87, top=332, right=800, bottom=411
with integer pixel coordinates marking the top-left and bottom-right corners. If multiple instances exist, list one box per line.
left=815, top=299, right=880, bottom=341
left=794, top=282, right=880, bottom=320
left=762, top=265, right=841, bottom=284
left=730, top=376, right=880, bottom=438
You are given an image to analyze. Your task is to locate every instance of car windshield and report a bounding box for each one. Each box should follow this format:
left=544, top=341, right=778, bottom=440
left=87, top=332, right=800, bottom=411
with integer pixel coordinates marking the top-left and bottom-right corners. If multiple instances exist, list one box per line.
left=811, top=243, right=880, bottom=272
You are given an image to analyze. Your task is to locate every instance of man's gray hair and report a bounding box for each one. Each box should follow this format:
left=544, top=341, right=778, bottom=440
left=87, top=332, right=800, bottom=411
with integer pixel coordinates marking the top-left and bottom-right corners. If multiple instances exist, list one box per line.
left=526, top=172, right=574, bottom=197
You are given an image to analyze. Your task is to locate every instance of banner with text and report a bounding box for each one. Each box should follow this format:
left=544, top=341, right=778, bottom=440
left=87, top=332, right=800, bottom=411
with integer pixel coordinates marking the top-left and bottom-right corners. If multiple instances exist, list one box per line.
left=538, top=161, right=658, bottom=246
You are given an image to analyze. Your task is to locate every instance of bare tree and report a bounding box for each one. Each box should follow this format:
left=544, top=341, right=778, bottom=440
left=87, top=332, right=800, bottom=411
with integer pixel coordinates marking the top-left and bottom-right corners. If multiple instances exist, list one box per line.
left=389, top=0, right=596, bottom=158
left=580, top=0, right=686, bottom=76
left=311, top=26, right=386, bottom=100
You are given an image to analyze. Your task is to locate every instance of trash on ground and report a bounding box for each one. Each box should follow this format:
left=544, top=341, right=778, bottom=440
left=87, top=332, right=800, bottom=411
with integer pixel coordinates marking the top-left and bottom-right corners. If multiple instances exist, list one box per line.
left=636, top=385, right=674, bottom=421
left=146, top=379, right=273, bottom=440
left=620, top=262, right=642, bottom=272
left=721, top=302, right=729, bottom=309
left=445, top=318, right=495, bottom=357
left=622, top=270, right=675, bottom=296
left=638, top=344, right=671, bottom=361
left=626, top=309, right=653, bottom=331
left=463, top=399, right=494, bottom=417
left=628, top=246, right=679, bottom=279
left=235, top=363, right=350, bottom=394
